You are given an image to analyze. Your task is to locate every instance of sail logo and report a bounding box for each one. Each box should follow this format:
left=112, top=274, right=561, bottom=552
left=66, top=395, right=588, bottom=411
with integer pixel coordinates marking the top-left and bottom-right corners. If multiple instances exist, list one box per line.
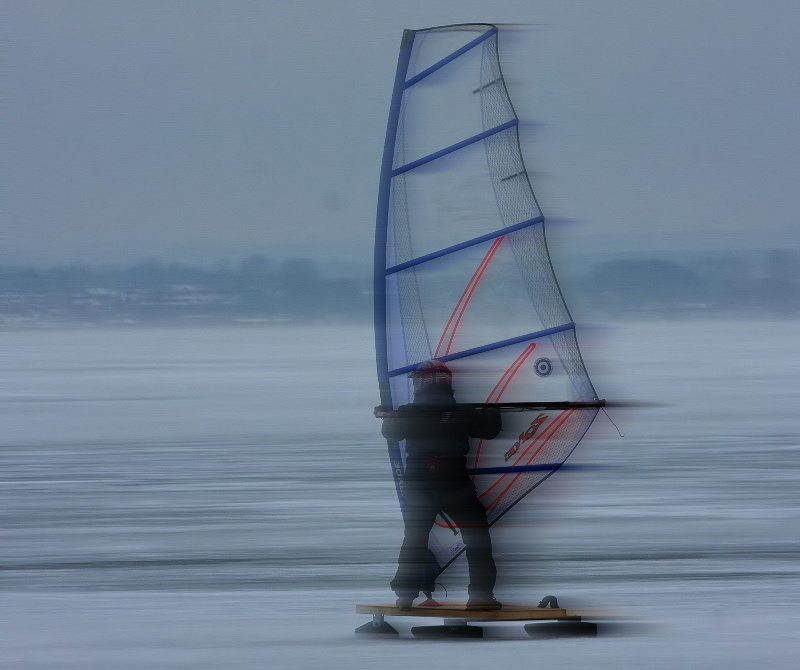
left=504, top=413, right=548, bottom=461
left=534, top=357, right=553, bottom=377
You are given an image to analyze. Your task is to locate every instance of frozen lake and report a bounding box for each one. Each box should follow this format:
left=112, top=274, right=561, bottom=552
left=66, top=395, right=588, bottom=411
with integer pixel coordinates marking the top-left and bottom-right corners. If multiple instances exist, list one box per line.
left=2, top=321, right=799, bottom=668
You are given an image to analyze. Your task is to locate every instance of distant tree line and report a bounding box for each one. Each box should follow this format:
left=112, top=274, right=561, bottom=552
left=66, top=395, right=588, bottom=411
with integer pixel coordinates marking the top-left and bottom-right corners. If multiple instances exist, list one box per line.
left=0, top=255, right=371, bottom=325
left=1, top=250, right=798, bottom=326
left=574, top=251, right=800, bottom=318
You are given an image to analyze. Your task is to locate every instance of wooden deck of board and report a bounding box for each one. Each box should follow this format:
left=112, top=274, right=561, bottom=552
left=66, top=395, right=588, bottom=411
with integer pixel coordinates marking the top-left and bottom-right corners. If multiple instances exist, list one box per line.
left=356, top=604, right=582, bottom=622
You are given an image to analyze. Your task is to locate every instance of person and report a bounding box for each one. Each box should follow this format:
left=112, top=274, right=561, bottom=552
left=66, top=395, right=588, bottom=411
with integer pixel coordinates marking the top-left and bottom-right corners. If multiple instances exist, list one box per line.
left=381, top=360, right=503, bottom=610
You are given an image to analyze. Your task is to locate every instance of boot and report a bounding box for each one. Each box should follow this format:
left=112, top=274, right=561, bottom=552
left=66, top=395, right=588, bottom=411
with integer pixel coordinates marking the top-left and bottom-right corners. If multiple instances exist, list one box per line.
left=466, top=594, right=502, bottom=610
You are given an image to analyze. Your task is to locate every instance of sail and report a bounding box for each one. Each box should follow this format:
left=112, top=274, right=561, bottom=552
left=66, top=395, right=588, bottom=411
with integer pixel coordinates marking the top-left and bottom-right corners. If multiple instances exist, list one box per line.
left=374, top=24, right=601, bottom=575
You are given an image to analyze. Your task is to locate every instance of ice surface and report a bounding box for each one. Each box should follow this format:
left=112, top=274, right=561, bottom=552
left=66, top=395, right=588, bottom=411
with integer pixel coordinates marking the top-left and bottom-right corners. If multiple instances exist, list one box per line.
left=2, top=321, right=799, bottom=668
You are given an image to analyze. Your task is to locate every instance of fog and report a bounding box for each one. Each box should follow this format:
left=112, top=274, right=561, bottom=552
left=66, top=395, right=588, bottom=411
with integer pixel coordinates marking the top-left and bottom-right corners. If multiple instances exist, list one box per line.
left=5, top=1, right=800, bottom=268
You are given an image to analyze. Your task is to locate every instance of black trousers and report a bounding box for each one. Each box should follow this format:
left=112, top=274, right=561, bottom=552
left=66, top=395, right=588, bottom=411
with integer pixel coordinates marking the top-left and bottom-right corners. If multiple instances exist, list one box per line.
left=391, top=475, right=496, bottom=598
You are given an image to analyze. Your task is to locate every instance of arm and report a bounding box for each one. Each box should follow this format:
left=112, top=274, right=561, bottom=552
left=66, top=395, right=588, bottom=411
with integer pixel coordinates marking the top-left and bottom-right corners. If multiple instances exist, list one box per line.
left=381, top=405, right=460, bottom=441
left=381, top=413, right=408, bottom=441
left=379, top=404, right=418, bottom=441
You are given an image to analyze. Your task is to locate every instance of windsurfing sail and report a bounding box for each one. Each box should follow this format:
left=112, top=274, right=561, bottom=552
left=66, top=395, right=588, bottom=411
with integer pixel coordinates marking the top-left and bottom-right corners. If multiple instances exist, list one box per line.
left=374, top=24, right=603, bottom=576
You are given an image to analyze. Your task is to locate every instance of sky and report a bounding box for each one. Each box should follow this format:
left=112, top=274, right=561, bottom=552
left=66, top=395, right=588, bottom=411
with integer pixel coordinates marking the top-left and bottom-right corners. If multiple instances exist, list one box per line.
left=4, top=0, right=800, bottom=269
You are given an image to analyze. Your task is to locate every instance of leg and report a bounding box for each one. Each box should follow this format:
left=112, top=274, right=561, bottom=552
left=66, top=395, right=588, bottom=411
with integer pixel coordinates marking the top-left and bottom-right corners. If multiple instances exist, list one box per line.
left=442, top=481, right=497, bottom=598
left=390, top=484, right=439, bottom=600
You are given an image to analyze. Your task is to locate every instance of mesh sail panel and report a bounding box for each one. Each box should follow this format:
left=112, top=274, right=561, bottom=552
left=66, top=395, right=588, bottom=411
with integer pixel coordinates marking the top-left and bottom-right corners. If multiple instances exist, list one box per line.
left=375, top=24, right=600, bottom=575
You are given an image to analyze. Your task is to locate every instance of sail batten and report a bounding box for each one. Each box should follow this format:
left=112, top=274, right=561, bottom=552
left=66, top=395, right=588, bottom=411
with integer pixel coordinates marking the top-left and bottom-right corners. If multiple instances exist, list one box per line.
left=391, top=119, right=518, bottom=176
left=404, top=27, right=498, bottom=89
left=386, top=215, right=544, bottom=274
left=387, top=322, right=576, bottom=377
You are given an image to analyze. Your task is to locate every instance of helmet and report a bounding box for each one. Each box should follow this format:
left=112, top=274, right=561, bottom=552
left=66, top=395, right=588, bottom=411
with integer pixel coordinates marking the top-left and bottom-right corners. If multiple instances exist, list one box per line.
left=411, top=360, right=452, bottom=393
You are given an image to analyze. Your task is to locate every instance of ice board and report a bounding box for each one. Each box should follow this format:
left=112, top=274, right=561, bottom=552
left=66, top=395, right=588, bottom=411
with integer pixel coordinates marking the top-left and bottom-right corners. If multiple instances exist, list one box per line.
left=356, top=603, right=580, bottom=621
left=355, top=603, right=598, bottom=639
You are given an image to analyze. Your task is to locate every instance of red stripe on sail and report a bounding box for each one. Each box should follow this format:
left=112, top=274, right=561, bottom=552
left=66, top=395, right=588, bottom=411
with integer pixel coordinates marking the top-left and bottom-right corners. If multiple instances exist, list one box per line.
left=434, top=236, right=505, bottom=358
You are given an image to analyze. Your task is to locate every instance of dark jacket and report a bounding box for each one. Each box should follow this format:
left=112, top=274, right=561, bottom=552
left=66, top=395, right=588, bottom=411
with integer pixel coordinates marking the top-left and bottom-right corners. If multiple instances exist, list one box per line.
left=382, top=386, right=501, bottom=481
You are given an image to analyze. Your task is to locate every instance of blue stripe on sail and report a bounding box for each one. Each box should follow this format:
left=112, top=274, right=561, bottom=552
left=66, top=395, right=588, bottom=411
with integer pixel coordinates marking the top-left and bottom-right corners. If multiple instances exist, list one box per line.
left=468, top=463, right=606, bottom=475
left=386, top=215, right=544, bottom=275
left=391, top=119, right=517, bottom=177
left=388, top=323, right=575, bottom=377
left=404, top=27, right=498, bottom=88
left=468, top=463, right=562, bottom=475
